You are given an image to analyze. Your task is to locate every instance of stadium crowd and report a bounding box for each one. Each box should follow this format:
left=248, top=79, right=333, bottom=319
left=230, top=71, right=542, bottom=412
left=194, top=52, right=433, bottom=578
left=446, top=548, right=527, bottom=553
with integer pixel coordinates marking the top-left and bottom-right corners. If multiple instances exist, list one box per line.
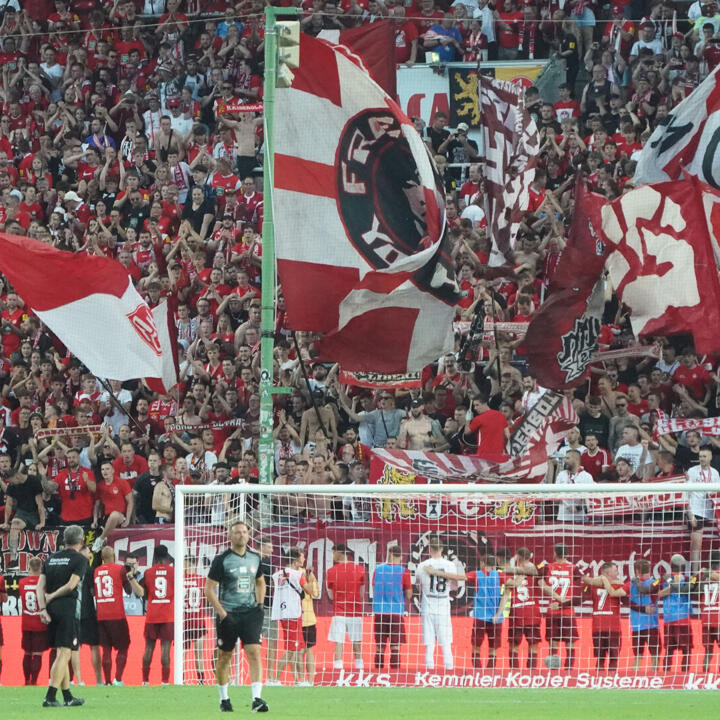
left=0, top=0, right=719, bottom=545
left=0, top=0, right=719, bottom=689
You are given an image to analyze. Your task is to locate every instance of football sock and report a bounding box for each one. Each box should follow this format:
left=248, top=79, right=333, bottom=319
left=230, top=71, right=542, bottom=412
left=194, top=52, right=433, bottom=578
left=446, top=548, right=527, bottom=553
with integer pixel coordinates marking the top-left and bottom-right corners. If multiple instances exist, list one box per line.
left=565, top=649, right=575, bottom=670
left=389, top=649, right=400, bottom=669
left=45, top=686, right=58, bottom=702
left=116, top=651, right=128, bottom=681
left=487, top=654, right=496, bottom=670
left=102, top=651, right=112, bottom=685
left=251, top=681, right=262, bottom=699
left=374, top=650, right=384, bottom=670
left=23, top=655, right=32, bottom=685
left=425, top=647, right=434, bottom=669
left=354, top=659, right=364, bottom=670
left=218, top=684, right=229, bottom=701
left=441, top=644, right=454, bottom=670
left=62, top=689, right=73, bottom=702
left=528, top=651, right=538, bottom=670
left=142, top=665, right=151, bottom=683
left=32, top=655, right=43, bottom=684
left=510, top=652, right=519, bottom=669
left=333, top=660, right=342, bottom=669
left=161, top=664, right=171, bottom=684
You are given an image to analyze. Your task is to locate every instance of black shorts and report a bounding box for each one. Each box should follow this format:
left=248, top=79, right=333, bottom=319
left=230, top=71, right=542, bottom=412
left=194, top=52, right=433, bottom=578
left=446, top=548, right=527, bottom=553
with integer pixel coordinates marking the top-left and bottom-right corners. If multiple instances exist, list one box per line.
left=632, top=628, right=661, bottom=655
left=98, top=619, right=130, bottom=650
left=664, top=622, right=692, bottom=652
left=145, top=622, right=174, bottom=642
left=593, top=631, right=620, bottom=656
left=48, top=607, right=80, bottom=650
left=22, top=629, right=50, bottom=653
left=471, top=620, right=502, bottom=650
left=509, top=623, right=541, bottom=646
left=373, top=614, right=406, bottom=646
left=302, top=624, right=317, bottom=649
left=80, top=616, right=99, bottom=646
left=216, top=606, right=264, bottom=650
left=545, top=615, right=578, bottom=643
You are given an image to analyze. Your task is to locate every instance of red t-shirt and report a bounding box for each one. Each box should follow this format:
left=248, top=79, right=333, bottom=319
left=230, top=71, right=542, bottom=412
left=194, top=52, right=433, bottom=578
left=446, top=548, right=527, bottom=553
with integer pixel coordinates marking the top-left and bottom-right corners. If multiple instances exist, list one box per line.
left=468, top=409, right=508, bottom=459
left=589, top=581, right=624, bottom=632
left=94, top=563, right=128, bottom=621
left=540, top=561, right=582, bottom=617
left=580, top=447, right=611, bottom=479
left=55, top=467, right=95, bottom=521
left=672, top=365, right=711, bottom=401
left=95, top=477, right=131, bottom=516
left=326, top=562, right=365, bottom=617
left=144, top=564, right=175, bottom=623
left=701, top=576, right=720, bottom=627
left=394, top=22, right=419, bottom=64
left=19, top=575, right=46, bottom=632
left=509, top=574, right=541, bottom=625
left=1, top=307, right=25, bottom=356
left=112, top=455, right=149, bottom=488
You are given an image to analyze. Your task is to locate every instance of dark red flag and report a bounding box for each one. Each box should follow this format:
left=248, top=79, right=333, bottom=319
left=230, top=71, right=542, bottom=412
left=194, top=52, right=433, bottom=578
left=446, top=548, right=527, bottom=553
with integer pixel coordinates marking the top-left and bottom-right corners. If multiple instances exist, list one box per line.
left=334, top=21, right=396, bottom=98
left=525, top=179, right=609, bottom=389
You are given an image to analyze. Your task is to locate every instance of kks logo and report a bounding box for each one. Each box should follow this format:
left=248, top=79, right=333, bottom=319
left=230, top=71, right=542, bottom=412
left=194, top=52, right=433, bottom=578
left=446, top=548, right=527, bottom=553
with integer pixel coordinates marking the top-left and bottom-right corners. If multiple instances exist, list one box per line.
left=127, top=304, right=162, bottom=356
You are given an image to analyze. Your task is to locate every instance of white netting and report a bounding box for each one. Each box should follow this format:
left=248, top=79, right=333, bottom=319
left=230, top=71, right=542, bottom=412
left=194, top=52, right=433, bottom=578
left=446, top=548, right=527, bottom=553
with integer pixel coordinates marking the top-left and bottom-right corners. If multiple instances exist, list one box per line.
left=173, top=483, right=720, bottom=690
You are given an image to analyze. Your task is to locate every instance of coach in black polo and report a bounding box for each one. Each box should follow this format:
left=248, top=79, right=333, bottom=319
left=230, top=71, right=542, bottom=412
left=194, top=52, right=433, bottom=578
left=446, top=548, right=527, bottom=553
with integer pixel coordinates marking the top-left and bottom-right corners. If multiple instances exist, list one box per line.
left=37, top=524, right=88, bottom=707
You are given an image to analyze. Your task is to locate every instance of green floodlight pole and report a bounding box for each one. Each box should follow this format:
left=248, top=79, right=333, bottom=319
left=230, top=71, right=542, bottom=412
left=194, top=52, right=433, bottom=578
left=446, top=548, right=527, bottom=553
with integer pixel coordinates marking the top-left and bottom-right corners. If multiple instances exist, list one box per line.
left=258, top=7, right=297, bottom=505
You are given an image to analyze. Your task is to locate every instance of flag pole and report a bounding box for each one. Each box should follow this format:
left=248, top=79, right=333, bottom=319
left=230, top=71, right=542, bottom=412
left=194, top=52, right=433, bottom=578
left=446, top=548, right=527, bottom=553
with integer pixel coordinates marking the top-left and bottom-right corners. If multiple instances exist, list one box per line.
left=259, top=7, right=295, bottom=513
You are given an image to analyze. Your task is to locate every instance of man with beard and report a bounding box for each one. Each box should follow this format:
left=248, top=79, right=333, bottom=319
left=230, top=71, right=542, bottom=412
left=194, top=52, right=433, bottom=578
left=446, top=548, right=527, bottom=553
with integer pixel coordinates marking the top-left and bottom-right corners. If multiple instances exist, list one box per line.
left=398, top=399, right=446, bottom=450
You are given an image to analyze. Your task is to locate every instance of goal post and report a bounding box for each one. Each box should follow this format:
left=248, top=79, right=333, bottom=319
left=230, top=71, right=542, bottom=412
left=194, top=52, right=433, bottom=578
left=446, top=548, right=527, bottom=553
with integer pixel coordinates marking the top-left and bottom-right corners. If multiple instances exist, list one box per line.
left=173, top=482, right=720, bottom=689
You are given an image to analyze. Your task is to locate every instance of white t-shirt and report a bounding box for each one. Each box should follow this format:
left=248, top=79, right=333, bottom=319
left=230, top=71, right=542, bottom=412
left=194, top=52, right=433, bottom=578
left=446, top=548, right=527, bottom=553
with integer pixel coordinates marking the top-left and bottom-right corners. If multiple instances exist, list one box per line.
left=686, top=465, right=720, bottom=519
left=555, top=469, right=594, bottom=521
left=615, top=442, right=644, bottom=471
left=416, top=557, right=456, bottom=615
left=100, top=388, right=133, bottom=435
left=271, top=567, right=306, bottom=620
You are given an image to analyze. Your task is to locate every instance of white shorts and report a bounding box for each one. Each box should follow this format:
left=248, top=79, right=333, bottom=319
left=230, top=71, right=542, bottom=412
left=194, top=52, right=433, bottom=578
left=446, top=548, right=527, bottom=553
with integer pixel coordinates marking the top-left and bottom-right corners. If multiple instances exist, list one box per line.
left=422, top=612, right=452, bottom=647
left=328, top=616, right=364, bottom=643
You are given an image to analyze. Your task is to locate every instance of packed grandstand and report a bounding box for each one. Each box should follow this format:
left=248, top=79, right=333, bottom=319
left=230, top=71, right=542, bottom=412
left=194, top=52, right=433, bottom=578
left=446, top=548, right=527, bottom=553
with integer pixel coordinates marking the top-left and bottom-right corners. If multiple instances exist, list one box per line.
left=0, top=0, right=719, bottom=696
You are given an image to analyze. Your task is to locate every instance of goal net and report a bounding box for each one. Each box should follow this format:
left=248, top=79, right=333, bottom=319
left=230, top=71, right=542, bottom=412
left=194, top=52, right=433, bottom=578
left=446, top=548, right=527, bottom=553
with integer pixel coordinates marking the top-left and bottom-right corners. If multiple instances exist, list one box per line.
left=173, top=482, right=720, bottom=690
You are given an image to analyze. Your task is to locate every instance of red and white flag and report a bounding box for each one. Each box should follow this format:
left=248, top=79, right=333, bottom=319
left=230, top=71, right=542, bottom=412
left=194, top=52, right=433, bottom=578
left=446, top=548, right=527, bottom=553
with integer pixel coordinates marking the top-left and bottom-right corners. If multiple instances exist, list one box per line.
left=274, top=34, right=460, bottom=373
left=600, top=179, right=720, bottom=353
left=633, top=65, right=720, bottom=188
left=478, top=74, right=539, bottom=267
left=0, top=233, right=179, bottom=390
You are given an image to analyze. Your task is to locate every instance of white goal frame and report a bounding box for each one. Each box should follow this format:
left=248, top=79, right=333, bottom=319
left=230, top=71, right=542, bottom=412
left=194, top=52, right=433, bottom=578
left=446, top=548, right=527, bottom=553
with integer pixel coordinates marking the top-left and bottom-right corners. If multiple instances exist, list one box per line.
left=172, top=481, right=718, bottom=685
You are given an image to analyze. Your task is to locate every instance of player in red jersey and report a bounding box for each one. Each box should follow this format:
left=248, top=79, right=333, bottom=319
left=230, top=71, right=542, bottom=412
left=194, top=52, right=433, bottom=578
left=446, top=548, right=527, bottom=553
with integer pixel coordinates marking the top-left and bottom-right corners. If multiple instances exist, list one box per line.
left=700, top=551, right=720, bottom=672
left=583, top=562, right=627, bottom=672
left=20, top=557, right=50, bottom=684
left=138, top=544, right=175, bottom=684
left=507, top=547, right=542, bottom=670
left=94, top=547, right=133, bottom=686
left=539, top=543, right=583, bottom=670
left=326, top=543, right=366, bottom=671
left=184, top=555, right=210, bottom=684
left=0, top=570, right=6, bottom=682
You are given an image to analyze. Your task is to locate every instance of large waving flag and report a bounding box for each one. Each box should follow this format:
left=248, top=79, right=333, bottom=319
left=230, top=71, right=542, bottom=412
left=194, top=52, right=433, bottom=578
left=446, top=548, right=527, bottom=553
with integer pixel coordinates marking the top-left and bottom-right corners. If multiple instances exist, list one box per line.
left=600, top=179, right=720, bottom=353
left=633, top=65, right=720, bottom=187
left=479, top=74, right=539, bottom=267
left=0, top=233, right=178, bottom=390
left=273, top=34, right=460, bottom=373
left=525, top=179, right=609, bottom=389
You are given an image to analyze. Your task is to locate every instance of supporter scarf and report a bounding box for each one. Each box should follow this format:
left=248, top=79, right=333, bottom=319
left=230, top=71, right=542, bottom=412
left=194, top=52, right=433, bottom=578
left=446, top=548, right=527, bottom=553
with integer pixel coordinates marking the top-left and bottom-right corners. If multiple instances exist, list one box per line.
left=518, top=21, right=536, bottom=59
left=654, top=410, right=720, bottom=438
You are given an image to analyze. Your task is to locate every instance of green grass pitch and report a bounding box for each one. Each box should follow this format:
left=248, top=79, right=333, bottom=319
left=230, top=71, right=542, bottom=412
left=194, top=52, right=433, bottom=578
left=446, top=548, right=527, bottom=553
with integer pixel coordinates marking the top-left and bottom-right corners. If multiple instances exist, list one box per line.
left=1, top=686, right=718, bottom=720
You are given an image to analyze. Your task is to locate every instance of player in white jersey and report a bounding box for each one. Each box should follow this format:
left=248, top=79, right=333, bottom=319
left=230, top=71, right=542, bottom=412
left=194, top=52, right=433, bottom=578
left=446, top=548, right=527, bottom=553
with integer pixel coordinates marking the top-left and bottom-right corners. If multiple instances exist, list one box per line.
left=415, top=536, right=465, bottom=671
left=268, top=547, right=313, bottom=685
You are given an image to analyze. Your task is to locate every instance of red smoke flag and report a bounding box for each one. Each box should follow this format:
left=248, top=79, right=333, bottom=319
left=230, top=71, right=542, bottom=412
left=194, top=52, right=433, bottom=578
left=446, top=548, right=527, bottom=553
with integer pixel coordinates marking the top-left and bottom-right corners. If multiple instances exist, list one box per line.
left=273, top=34, right=460, bottom=373
left=525, top=179, right=609, bottom=389
left=0, top=233, right=179, bottom=391
left=478, top=74, right=539, bottom=267
left=601, top=179, right=720, bottom=353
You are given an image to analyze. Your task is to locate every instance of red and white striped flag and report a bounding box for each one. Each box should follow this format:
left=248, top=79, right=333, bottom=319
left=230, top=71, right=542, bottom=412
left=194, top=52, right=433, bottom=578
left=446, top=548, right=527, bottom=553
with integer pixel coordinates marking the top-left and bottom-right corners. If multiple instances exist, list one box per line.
left=479, top=74, right=539, bottom=267
left=273, top=34, right=460, bottom=373
left=0, top=233, right=178, bottom=391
